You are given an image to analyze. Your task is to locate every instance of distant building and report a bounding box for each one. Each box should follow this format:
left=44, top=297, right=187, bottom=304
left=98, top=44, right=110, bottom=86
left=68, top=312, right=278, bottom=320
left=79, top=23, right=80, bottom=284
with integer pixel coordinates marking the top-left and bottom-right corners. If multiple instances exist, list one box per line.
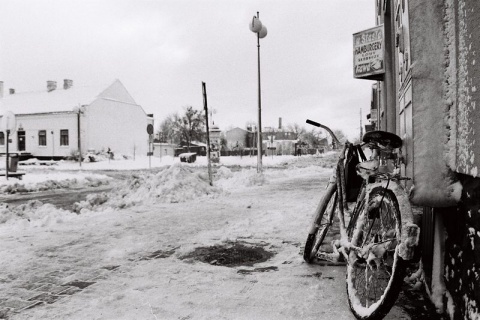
left=225, top=127, right=254, bottom=151
left=262, top=128, right=298, bottom=156
left=153, top=142, right=176, bottom=158
left=0, top=79, right=152, bottom=159
left=176, top=141, right=207, bottom=156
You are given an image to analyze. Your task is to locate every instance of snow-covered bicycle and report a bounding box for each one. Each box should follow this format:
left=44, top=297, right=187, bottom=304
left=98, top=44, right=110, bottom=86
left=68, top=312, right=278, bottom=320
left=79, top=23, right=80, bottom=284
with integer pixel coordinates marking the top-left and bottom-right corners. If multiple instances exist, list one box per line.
left=303, top=119, right=420, bottom=320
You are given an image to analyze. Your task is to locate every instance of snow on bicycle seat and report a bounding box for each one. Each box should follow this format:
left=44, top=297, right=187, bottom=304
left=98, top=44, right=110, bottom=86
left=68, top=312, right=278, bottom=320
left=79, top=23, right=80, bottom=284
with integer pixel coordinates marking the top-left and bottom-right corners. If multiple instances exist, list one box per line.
left=362, top=131, right=402, bottom=149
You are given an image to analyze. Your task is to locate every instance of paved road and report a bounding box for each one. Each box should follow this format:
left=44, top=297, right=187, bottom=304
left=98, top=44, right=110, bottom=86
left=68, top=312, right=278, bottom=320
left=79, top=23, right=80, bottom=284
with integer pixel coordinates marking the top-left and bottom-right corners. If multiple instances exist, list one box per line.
left=0, top=185, right=113, bottom=211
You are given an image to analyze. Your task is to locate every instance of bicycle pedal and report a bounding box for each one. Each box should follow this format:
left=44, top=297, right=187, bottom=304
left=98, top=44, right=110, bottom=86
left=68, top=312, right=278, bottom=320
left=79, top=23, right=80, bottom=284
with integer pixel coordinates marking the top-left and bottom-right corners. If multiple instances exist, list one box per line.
left=315, top=252, right=346, bottom=265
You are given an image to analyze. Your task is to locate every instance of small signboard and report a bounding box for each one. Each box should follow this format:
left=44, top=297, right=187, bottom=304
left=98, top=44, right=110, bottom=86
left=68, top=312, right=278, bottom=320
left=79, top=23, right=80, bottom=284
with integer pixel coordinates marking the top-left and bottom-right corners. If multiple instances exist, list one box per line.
left=353, top=25, right=385, bottom=80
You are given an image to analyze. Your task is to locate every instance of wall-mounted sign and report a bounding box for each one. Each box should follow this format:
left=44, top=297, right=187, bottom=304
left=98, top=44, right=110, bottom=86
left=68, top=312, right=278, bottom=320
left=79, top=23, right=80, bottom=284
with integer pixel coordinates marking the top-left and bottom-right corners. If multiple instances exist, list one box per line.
left=353, top=25, right=385, bottom=80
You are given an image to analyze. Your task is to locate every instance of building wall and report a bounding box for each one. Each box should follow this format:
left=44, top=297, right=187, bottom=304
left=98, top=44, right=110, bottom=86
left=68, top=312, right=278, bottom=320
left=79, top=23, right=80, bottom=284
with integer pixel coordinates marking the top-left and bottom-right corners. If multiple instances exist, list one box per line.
left=442, top=1, right=480, bottom=318
left=0, top=79, right=149, bottom=159
left=388, top=0, right=480, bottom=318
left=442, top=174, right=480, bottom=320
left=405, top=0, right=460, bottom=207
left=84, top=98, right=149, bottom=156
left=153, top=143, right=176, bottom=158
left=225, top=128, right=251, bottom=150
left=448, top=0, right=480, bottom=178
left=0, top=113, right=78, bottom=158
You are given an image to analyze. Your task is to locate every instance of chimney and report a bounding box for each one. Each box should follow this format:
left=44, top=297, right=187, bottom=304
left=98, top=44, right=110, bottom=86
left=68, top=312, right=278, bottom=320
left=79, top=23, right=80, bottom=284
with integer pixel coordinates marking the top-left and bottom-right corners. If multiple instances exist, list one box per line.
left=63, top=79, right=73, bottom=90
left=278, top=117, right=282, bottom=130
left=9, top=88, right=15, bottom=95
left=0, top=81, right=3, bottom=98
left=47, top=80, right=57, bottom=92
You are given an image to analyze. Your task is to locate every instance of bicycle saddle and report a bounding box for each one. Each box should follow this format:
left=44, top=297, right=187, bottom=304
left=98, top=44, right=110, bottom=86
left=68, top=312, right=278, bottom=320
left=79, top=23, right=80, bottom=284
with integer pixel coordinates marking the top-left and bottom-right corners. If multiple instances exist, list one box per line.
left=362, top=131, right=402, bottom=149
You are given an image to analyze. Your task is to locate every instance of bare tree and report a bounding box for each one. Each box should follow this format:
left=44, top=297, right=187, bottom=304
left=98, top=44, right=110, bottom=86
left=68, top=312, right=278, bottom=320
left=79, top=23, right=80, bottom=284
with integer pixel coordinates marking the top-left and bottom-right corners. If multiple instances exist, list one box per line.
left=287, top=123, right=306, bottom=137
left=158, top=113, right=179, bottom=144
left=332, top=129, right=347, bottom=144
left=172, top=106, right=206, bottom=152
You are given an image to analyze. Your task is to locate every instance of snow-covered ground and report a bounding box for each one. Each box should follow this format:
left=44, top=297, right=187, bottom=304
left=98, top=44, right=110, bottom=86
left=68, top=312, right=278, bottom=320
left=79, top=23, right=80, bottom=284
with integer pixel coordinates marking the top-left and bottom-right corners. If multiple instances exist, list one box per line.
left=0, top=154, right=417, bottom=319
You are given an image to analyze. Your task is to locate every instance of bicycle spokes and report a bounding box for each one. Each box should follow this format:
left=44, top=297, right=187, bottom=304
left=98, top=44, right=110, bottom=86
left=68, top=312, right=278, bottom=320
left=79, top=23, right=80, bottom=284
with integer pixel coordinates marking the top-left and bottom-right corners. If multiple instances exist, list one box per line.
left=347, top=188, right=404, bottom=317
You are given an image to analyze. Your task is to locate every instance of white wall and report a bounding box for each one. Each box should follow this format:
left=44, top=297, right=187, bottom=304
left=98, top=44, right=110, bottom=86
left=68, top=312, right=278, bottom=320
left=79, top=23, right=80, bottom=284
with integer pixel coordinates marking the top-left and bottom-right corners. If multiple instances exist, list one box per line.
left=84, top=99, right=149, bottom=157
left=0, top=113, right=78, bottom=157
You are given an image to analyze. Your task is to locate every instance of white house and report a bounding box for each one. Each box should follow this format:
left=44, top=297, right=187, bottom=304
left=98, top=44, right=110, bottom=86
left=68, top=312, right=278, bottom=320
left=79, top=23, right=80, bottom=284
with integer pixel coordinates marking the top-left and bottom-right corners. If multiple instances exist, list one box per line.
left=0, top=79, right=153, bottom=159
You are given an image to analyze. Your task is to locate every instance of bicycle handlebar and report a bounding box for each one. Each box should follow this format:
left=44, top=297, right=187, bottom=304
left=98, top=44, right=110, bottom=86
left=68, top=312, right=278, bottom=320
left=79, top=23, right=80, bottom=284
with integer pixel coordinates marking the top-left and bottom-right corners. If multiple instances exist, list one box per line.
left=306, top=119, right=341, bottom=146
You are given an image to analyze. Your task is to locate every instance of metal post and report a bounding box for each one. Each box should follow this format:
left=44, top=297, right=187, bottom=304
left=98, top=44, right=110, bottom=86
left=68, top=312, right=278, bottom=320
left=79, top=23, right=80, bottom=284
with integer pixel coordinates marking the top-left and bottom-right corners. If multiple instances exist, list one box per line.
left=77, top=110, right=82, bottom=167
left=256, top=12, right=263, bottom=173
left=51, top=131, right=54, bottom=161
left=149, top=135, right=152, bottom=169
left=5, top=130, right=9, bottom=180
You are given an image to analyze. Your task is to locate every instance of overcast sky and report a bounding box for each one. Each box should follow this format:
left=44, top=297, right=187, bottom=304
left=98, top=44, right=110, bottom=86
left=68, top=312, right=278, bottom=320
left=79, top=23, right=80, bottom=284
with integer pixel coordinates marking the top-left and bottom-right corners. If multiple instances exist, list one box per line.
left=0, top=0, right=375, bottom=139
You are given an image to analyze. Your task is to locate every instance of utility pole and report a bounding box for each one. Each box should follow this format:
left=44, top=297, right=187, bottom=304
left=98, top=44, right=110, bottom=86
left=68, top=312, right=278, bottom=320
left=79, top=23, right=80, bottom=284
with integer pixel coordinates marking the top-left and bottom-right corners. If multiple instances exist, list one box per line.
left=202, top=82, right=213, bottom=186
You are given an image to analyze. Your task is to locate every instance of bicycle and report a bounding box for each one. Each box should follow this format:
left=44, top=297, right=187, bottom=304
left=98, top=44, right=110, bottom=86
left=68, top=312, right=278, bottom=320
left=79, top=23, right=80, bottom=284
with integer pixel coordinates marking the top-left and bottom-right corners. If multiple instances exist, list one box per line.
left=302, top=119, right=420, bottom=320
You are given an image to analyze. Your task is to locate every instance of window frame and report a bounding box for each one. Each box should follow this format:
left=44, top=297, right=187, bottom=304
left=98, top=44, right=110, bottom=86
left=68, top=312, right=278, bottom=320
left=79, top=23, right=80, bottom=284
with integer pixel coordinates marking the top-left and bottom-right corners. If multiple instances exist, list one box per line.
left=39, top=130, right=47, bottom=146
left=60, top=129, right=69, bottom=146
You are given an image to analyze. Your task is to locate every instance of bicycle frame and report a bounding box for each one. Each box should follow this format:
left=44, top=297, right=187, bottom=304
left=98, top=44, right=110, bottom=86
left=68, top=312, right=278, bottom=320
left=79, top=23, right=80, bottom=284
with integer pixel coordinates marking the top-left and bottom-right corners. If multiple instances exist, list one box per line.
left=306, top=143, right=348, bottom=237
left=323, top=141, right=420, bottom=263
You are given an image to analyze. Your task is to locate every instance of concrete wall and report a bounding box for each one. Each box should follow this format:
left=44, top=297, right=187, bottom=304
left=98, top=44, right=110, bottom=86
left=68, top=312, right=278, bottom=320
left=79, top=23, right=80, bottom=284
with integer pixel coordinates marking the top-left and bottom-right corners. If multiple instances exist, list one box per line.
left=407, top=0, right=460, bottom=207
left=450, top=0, right=480, bottom=177
left=442, top=2, right=480, bottom=318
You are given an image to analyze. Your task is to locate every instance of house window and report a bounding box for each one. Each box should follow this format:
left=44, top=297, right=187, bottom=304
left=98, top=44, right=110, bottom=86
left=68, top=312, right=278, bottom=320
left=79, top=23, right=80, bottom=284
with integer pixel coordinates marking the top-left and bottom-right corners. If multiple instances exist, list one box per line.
left=60, top=129, right=69, bottom=146
left=0, top=132, right=4, bottom=146
left=39, top=130, right=47, bottom=146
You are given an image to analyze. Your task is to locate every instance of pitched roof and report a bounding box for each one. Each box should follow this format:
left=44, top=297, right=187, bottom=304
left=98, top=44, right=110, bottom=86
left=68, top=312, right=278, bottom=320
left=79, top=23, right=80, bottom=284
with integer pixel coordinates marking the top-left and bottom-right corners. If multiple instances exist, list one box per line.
left=0, top=79, right=137, bottom=115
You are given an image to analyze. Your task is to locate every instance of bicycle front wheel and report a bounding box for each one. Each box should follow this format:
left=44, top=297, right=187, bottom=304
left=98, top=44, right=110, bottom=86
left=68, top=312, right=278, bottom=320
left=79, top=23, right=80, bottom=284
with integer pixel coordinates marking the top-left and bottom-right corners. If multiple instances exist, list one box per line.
left=303, top=183, right=337, bottom=263
left=346, top=187, right=405, bottom=320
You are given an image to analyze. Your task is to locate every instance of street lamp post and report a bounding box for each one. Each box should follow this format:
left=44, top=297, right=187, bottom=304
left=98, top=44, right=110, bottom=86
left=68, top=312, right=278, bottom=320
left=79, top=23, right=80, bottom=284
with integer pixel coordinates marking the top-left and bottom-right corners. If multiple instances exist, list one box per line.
left=249, top=12, right=267, bottom=173
left=73, top=106, right=85, bottom=167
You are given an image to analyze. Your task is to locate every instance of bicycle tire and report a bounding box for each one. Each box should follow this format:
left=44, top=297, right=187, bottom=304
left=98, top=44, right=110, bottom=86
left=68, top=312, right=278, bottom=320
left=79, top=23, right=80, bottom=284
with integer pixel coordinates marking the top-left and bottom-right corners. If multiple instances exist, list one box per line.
left=346, top=187, right=405, bottom=320
left=303, top=183, right=337, bottom=263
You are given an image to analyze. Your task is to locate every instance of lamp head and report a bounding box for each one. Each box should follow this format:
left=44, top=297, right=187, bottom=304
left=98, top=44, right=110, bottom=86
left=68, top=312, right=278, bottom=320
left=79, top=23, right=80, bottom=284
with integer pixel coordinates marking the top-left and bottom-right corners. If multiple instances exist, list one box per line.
left=249, top=16, right=262, bottom=33
left=258, top=25, right=268, bottom=38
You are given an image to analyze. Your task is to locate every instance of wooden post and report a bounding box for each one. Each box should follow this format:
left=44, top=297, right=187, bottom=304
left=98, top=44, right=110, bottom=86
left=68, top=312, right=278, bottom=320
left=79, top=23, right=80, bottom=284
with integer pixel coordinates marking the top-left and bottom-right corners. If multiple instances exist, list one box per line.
left=202, top=82, right=213, bottom=186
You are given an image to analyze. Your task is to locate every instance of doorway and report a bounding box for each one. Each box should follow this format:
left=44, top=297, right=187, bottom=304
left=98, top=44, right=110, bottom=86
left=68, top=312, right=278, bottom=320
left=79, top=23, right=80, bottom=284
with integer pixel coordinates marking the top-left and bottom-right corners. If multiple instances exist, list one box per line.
left=17, top=131, right=26, bottom=151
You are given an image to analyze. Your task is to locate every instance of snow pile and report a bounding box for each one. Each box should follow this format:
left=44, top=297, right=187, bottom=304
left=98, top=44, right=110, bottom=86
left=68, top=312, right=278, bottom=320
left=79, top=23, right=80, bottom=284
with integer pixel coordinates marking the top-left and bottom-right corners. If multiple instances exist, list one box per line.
left=274, top=152, right=338, bottom=169
left=72, top=192, right=110, bottom=213
left=215, top=166, right=234, bottom=179
left=0, top=173, right=111, bottom=194
left=74, top=164, right=223, bottom=212
left=0, top=200, right=75, bottom=227
left=0, top=156, right=333, bottom=224
left=215, top=167, right=266, bottom=190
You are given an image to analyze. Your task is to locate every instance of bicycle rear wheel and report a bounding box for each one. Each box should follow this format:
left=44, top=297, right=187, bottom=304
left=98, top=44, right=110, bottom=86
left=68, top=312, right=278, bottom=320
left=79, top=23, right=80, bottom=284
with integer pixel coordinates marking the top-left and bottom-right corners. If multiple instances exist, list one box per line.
left=346, top=187, right=405, bottom=320
left=303, top=183, right=337, bottom=263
